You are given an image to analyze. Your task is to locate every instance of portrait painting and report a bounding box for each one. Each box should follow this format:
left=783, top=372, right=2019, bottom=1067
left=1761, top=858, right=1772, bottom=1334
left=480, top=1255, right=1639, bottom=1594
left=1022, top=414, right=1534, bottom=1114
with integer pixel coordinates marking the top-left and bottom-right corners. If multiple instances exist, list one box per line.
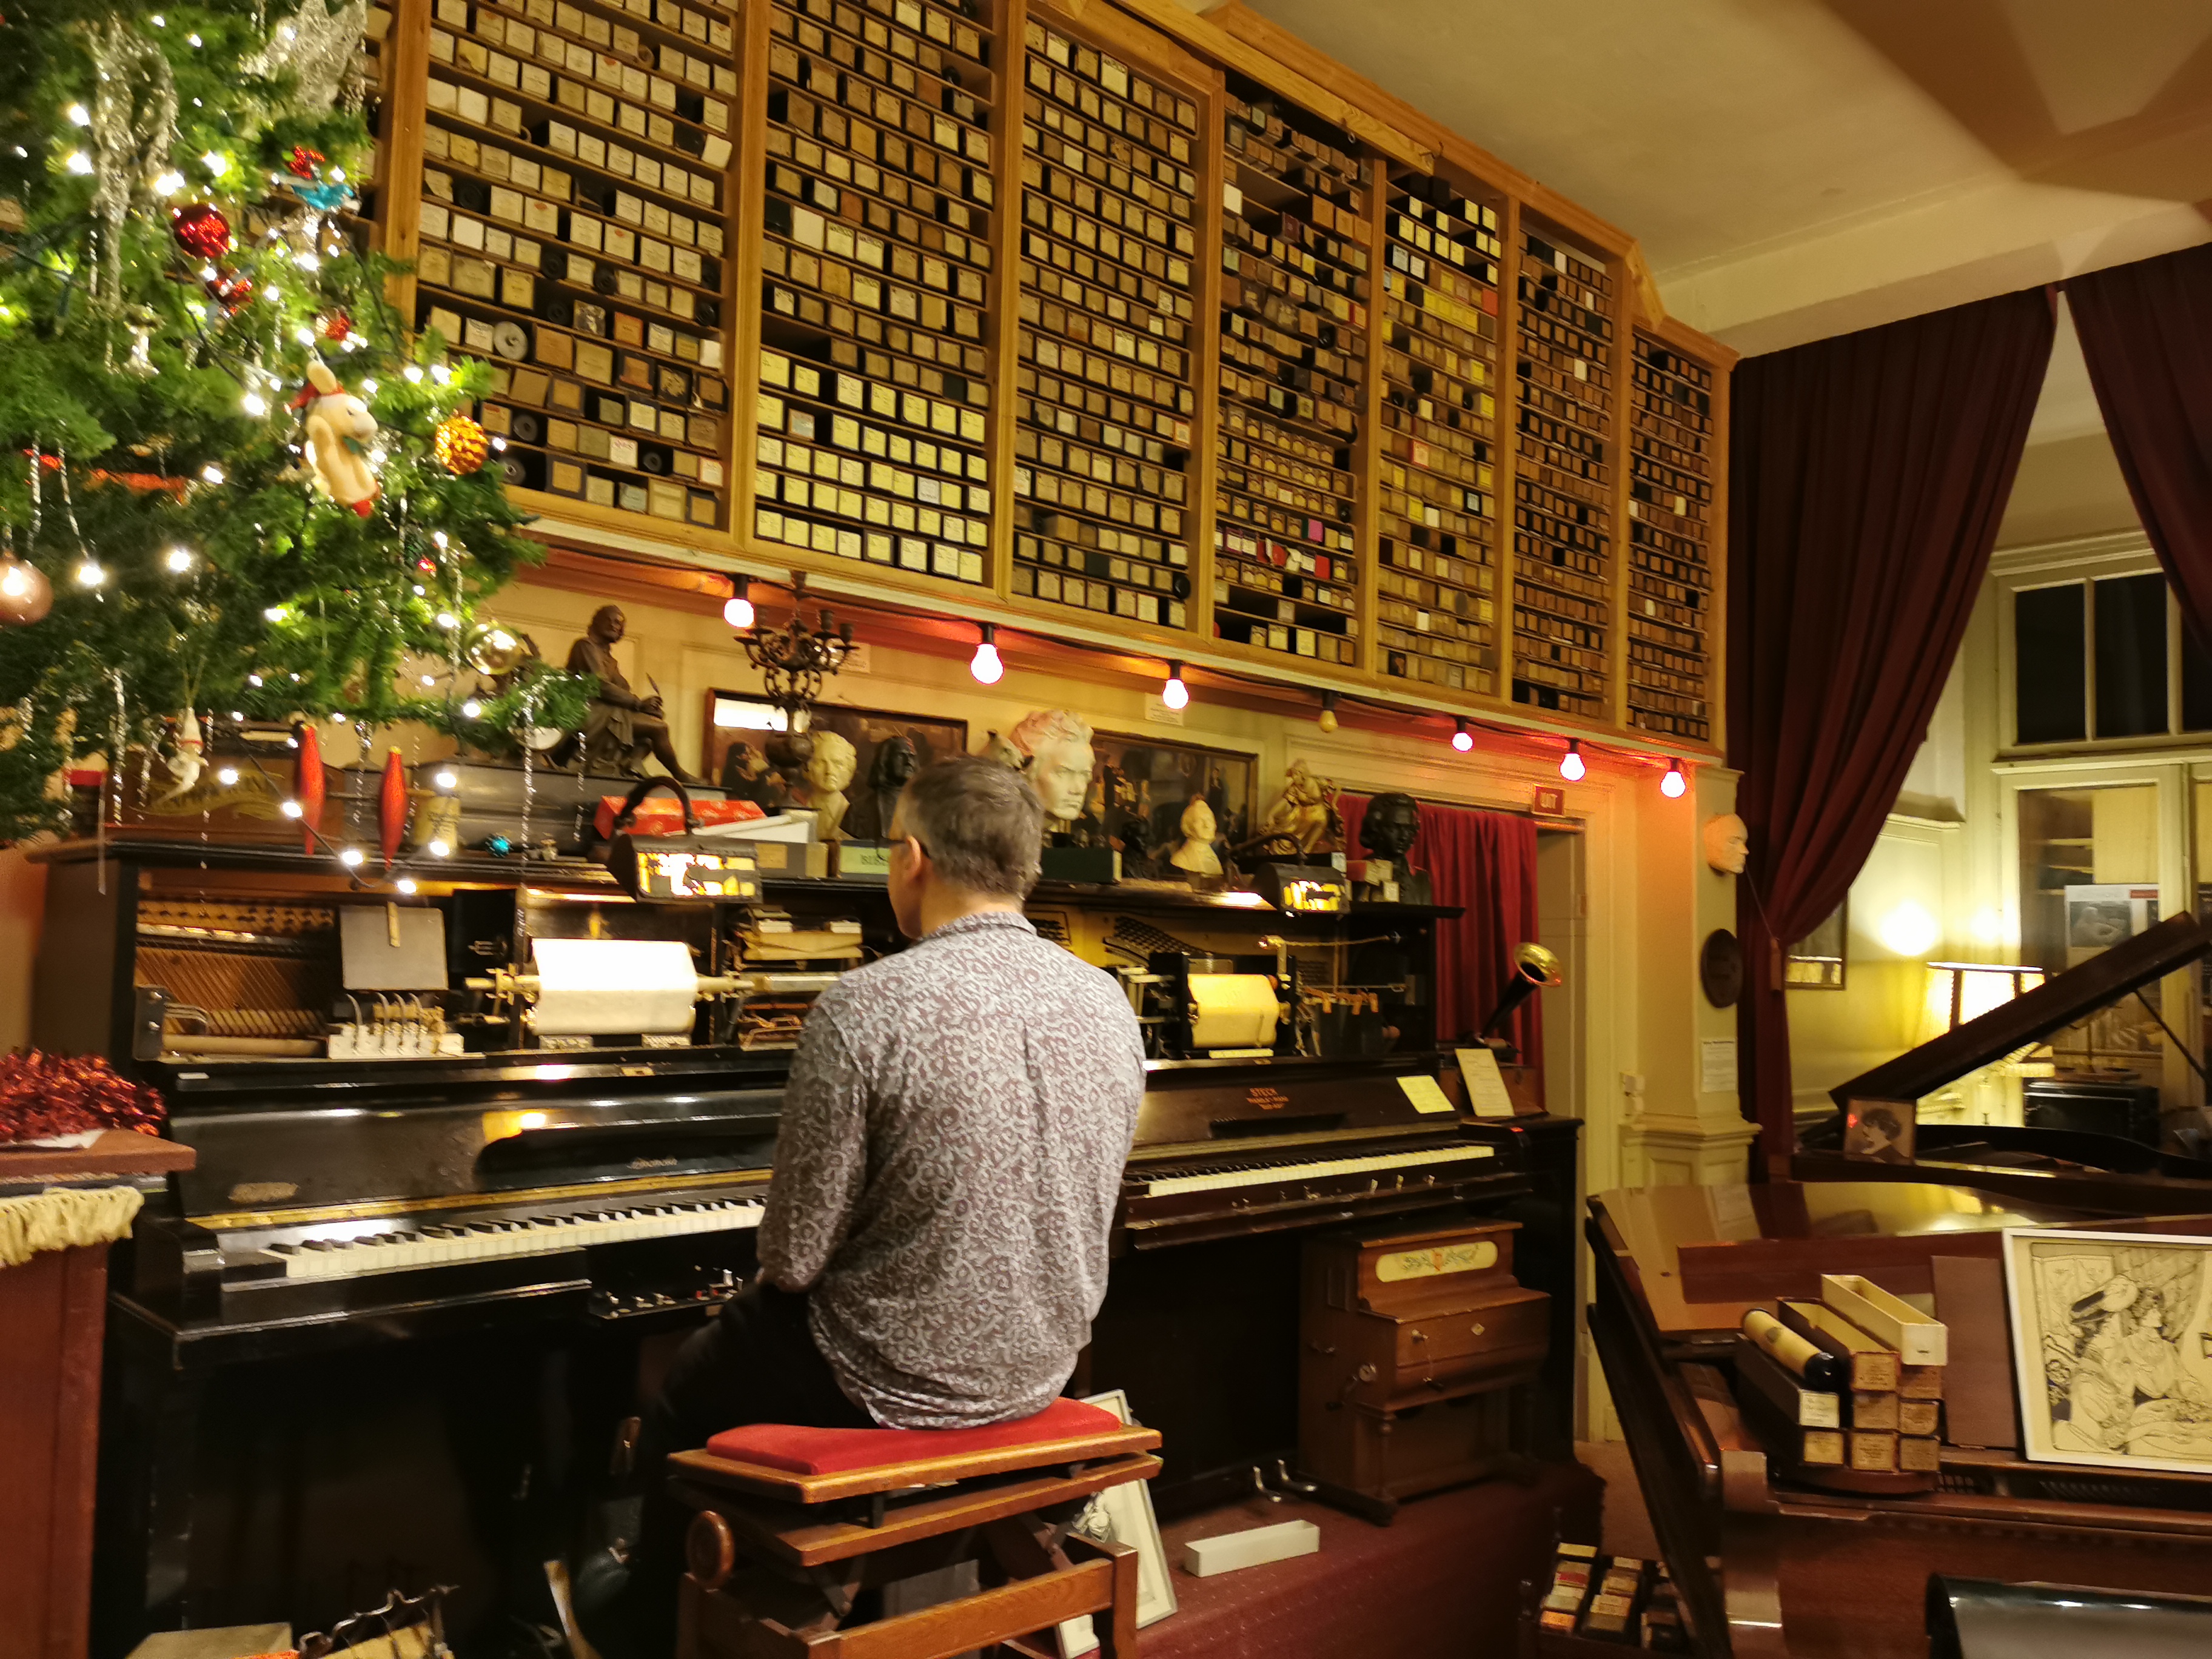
left=2004, top=1227, right=2212, bottom=1475
left=1084, top=732, right=1256, bottom=874
left=703, top=694, right=968, bottom=840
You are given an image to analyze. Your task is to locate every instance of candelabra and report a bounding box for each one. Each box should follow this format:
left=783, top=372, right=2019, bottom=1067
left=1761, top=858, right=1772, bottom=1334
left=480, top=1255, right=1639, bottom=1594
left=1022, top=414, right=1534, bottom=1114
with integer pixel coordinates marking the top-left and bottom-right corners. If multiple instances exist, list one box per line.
left=736, top=575, right=853, bottom=753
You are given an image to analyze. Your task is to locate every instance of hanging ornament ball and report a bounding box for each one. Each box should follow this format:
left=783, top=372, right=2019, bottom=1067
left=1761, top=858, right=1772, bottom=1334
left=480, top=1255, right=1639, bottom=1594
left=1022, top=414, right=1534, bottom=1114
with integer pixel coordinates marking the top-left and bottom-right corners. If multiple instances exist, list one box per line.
left=464, top=620, right=526, bottom=676
left=415, top=555, right=437, bottom=575
left=0, top=555, right=55, bottom=626
left=172, top=203, right=233, bottom=261
left=211, top=272, right=254, bottom=313
left=288, top=145, right=326, bottom=179
left=320, top=310, right=354, bottom=343
left=434, top=413, right=489, bottom=475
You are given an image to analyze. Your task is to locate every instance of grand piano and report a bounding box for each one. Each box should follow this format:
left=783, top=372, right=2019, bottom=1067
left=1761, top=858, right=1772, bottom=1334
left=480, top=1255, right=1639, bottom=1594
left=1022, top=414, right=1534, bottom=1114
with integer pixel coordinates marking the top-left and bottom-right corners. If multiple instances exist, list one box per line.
left=1589, top=914, right=2212, bottom=1659
left=35, top=835, right=1561, bottom=1651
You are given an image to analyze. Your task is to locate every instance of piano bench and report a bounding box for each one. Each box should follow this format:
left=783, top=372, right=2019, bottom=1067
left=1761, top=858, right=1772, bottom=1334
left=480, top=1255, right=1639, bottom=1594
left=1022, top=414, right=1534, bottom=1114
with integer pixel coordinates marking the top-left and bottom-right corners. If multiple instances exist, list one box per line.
left=665, top=1400, right=1162, bottom=1659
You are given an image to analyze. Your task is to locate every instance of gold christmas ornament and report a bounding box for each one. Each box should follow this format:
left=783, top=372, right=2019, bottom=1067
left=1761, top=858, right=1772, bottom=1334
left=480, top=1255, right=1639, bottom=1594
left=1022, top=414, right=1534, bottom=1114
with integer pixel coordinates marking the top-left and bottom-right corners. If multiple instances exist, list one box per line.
left=463, top=620, right=525, bottom=676
left=434, top=413, right=489, bottom=475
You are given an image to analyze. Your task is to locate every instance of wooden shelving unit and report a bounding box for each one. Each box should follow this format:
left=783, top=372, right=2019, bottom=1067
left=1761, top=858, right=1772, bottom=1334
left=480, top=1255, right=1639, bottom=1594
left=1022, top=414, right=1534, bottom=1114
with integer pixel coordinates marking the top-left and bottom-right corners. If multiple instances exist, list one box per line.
left=367, top=0, right=1737, bottom=754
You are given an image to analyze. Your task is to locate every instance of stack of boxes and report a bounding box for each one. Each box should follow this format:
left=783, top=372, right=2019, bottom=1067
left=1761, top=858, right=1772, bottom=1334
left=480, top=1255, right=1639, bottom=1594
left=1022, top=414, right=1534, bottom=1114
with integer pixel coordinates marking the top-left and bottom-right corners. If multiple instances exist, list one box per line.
left=1735, top=1273, right=1947, bottom=1475
left=1535, top=1543, right=1685, bottom=1647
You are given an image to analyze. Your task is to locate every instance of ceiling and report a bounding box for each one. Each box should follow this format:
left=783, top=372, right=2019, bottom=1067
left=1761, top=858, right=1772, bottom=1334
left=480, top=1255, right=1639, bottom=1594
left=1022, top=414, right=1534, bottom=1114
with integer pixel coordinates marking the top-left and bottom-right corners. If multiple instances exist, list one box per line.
left=1209, top=0, right=2212, bottom=358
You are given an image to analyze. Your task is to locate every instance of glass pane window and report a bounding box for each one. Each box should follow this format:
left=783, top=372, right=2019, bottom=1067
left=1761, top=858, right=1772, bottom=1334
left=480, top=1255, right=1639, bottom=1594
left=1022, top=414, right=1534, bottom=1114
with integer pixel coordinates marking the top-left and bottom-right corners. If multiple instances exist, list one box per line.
left=2093, top=573, right=2169, bottom=739
left=2014, top=583, right=2086, bottom=745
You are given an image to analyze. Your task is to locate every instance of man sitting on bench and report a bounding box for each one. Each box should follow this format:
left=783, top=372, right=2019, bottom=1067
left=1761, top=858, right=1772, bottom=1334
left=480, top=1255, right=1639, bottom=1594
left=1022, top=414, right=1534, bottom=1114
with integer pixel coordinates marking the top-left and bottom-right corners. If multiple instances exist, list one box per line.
left=581, top=755, right=1147, bottom=1657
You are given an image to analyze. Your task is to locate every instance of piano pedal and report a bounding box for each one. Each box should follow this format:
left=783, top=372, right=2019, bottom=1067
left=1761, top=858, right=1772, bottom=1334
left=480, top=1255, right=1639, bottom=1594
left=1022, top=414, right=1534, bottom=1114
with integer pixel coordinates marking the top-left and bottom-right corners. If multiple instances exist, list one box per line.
left=1247, top=1463, right=1283, bottom=1504
left=1270, top=1458, right=1319, bottom=1497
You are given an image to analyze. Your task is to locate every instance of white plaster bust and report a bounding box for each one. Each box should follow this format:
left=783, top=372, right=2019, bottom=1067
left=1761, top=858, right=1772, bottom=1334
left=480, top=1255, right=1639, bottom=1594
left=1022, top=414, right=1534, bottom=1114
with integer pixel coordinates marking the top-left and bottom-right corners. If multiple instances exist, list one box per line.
left=1169, top=797, right=1221, bottom=877
left=1008, top=708, right=1095, bottom=825
left=1703, top=811, right=1749, bottom=875
left=804, top=730, right=857, bottom=840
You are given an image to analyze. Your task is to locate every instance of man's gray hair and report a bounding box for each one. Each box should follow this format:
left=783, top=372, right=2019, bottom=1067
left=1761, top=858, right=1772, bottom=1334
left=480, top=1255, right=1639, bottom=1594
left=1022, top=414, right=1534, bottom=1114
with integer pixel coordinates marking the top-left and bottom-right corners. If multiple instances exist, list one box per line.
left=896, top=756, right=1045, bottom=897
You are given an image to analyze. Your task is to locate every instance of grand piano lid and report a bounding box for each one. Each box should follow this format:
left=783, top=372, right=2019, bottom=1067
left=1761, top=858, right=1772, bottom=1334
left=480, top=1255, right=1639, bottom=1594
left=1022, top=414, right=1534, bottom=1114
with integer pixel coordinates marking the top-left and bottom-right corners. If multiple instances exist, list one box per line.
left=1829, top=911, right=2212, bottom=1111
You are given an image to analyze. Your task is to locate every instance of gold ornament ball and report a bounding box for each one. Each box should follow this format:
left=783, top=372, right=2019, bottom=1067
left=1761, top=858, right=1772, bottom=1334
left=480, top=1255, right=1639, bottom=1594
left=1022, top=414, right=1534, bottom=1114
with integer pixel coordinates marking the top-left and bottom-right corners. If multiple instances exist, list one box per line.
left=464, top=620, right=526, bottom=676
left=434, top=414, right=489, bottom=475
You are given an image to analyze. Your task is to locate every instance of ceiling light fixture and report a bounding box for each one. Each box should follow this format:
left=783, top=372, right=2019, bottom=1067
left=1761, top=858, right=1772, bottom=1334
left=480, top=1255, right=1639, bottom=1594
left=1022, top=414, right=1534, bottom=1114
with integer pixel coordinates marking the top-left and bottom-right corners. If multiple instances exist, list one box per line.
left=970, top=622, right=1004, bottom=685
left=1560, top=741, right=1586, bottom=783
left=1661, top=759, right=1687, bottom=799
left=1161, top=661, right=1188, bottom=711
left=1450, top=719, right=1473, bottom=753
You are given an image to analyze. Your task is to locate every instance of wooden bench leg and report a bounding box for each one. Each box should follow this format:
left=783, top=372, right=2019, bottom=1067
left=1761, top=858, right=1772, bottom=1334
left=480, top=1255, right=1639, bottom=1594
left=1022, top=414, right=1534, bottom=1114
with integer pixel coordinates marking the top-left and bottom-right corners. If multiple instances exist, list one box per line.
left=1061, top=1535, right=1139, bottom=1658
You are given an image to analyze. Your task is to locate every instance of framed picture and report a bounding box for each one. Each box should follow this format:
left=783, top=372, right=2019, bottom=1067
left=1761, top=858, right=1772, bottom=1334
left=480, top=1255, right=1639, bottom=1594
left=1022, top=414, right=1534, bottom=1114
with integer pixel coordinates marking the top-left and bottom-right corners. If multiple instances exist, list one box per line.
left=1087, top=731, right=1257, bottom=864
left=1842, top=1098, right=1914, bottom=1163
left=1783, top=899, right=1847, bottom=990
left=703, top=694, right=968, bottom=840
left=1071, top=1390, right=1176, bottom=1628
left=2003, top=1227, right=2212, bottom=1475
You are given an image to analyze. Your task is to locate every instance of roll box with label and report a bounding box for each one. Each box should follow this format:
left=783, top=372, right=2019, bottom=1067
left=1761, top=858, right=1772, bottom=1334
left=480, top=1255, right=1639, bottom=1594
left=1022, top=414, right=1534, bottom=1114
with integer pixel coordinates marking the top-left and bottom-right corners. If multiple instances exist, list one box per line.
left=1298, top=1218, right=1548, bottom=1517
left=1624, top=333, right=1717, bottom=743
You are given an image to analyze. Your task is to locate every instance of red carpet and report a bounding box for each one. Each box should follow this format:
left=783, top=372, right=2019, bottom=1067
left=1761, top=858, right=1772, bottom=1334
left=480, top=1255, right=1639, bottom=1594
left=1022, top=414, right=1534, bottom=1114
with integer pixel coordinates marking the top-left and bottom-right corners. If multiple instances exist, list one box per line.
left=1142, top=1463, right=1601, bottom=1659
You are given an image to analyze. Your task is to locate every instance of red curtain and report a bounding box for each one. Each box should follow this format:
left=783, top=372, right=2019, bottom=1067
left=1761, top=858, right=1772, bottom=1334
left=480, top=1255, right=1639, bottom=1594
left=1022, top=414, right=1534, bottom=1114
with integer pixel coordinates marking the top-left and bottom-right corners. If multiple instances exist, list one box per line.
left=1729, top=289, right=2054, bottom=1170
left=1338, top=794, right=1544, bottom=1096
left=2065, top=244, right=2212, bottom=648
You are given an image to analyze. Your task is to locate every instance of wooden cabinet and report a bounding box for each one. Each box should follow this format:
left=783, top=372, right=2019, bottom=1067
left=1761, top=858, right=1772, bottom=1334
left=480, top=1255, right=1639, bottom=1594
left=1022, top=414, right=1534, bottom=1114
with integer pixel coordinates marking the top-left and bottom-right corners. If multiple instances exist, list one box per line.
left=1298, top=1218, right=1548, bottom=1522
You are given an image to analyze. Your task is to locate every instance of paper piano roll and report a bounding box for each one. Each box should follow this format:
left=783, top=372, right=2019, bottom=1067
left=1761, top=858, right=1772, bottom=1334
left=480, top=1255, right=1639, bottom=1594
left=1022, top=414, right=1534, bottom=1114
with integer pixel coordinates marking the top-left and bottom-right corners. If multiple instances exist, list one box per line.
left=1188, top=974, right=1282, bottom=1050
left=531, top=937, right=701, bottom=1036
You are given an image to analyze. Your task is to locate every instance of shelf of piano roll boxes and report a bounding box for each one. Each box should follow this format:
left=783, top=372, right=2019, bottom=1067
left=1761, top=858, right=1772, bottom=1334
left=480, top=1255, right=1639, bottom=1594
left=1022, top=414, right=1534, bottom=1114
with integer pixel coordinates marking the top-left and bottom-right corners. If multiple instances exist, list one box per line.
left=1733, top=1273, right=1951, bottom=1490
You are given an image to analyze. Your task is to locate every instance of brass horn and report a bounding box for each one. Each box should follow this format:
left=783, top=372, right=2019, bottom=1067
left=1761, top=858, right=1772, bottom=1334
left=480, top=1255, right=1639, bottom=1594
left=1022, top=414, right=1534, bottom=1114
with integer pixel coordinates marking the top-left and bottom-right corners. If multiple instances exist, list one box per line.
left=1476, top=941, right=1563, bottom=1048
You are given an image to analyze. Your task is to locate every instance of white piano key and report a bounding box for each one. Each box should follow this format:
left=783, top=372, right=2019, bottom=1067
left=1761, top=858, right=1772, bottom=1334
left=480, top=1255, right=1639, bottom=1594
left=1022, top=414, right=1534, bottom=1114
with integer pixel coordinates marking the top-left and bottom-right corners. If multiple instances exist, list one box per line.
left=1141, top=1144, right=1492, bottom=1198
left=270, top=1198, right=765, bottom=1279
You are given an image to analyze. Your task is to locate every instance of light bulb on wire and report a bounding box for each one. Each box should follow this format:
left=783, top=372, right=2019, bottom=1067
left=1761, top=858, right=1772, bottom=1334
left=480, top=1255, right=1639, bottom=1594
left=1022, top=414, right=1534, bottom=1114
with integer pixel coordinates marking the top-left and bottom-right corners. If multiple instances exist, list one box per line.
left=1317, top=692, right=1339, bottom=734
left=1161, top=662, right=1188, bottom=711
left=970, top=623, right=1004, bottom=685
left=1450, top=719, right=1473, bottom=753
left=722, top=575, right=754, bottom=631
left=1560, top=741, right=1586, bottom=783
left=1661, top=759, right=1687, bottom=799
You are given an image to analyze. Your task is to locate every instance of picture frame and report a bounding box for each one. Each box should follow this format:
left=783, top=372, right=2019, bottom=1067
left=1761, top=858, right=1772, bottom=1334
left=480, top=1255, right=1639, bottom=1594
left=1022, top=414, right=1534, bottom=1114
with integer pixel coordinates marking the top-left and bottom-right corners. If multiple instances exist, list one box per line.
left=1783, top=899, right=1847, bottom=990
left=2003, top=1227, right=2212, bottom=1475
left=703, top=694, right=969, bottom=840
left=1841, top=1097, right=1914, bottom=1164
left=1074, top=1389, right=1177, bottom=1627
left=1085, top=731, right=1257, bottom=873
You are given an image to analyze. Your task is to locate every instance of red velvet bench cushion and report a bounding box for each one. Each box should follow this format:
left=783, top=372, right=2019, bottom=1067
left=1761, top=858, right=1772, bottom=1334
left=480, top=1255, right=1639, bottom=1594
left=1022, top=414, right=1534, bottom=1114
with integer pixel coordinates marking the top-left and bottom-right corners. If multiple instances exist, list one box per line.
left=705, top=1396, right=1121, bottom=1477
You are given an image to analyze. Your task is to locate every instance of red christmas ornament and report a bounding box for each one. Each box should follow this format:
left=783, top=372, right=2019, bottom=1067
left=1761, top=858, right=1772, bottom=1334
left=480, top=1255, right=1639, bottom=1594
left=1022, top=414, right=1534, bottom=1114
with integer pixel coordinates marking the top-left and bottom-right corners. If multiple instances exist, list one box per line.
left=288, top=145, right=326, bottom=179
left=415, top=556, right=437, bottom=574
left=0, top=1050, right=164, bottom=1142
left=172, top=202, right=233, bottom=261
left=210, top=271, right=254, bottom=313
left=293, top=720, right=326, bottom=853
left=378, top=748, right=409, bottom=865
left=320, top=310, right=354, bottom=343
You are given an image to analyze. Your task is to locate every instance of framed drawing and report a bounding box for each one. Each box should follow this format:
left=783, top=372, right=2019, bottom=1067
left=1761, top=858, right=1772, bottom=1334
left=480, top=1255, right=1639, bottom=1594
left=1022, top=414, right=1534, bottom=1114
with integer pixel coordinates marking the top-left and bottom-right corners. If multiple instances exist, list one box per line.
left=1073, top=1390, right=1176, bottom=1627
left=2003, top=1227, right=2212, bottom=1475
left=1088, top=731, right=1257, bottom=863
left=1783, top=899, right=1846, bottom=990
left=703, top=694, right=968, bottom=840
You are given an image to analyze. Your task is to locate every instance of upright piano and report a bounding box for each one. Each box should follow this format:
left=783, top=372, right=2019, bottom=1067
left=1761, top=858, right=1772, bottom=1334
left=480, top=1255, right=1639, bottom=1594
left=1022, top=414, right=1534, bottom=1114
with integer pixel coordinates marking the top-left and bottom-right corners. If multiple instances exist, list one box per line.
left=36, top=836, right=1565, bottom=1649
left=1589, top=913, right=2212, bottom=1659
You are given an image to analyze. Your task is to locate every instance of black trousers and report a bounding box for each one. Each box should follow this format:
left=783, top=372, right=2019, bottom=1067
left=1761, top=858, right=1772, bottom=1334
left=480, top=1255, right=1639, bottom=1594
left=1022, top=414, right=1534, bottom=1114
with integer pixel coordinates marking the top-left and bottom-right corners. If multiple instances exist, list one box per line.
left=585, top=1284, right=871, bottom=1658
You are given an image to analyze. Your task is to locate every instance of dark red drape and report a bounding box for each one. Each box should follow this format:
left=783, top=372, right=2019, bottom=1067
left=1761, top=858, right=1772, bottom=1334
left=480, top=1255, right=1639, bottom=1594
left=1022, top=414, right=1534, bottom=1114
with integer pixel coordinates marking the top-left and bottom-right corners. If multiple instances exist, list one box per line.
left=1729, top=288, right=2054, bottom=1170
left=1338, top=794, right=1544, bottom=1098
left=2065, top=243, right=2212, bottom=648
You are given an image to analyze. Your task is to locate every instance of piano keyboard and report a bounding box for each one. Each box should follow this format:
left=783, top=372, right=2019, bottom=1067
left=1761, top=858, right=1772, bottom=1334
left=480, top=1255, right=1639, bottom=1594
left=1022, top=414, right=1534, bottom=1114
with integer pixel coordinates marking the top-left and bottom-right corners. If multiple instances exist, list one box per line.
left=260, top=1197, right=765, bottom=1281
left=1140, top=1144, right=1494, bottom=1198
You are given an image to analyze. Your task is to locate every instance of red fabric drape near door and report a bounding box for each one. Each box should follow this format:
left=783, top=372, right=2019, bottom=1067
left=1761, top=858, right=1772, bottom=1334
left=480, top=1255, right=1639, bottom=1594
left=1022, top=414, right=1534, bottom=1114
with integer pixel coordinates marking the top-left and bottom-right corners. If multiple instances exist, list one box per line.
left=2065, top=243, right=2212, bottom=648
left=1338, top=795, right=1544, bottom=1100
left=1729, top=289, right=2054, bottom=1170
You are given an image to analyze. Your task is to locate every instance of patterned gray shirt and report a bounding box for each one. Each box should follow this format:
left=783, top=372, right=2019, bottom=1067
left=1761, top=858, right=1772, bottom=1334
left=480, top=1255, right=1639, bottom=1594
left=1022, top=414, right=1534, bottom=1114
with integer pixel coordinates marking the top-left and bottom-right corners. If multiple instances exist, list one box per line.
left=759, top=910, right=1145, bottom=1428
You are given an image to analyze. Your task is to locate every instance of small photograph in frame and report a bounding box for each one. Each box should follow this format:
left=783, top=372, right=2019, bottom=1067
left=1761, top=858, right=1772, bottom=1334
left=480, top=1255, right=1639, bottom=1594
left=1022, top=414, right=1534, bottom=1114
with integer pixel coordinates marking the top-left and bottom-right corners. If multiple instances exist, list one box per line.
left=1071, top=1390, right=1176, bottom=1629
left=703, top=694, right=968, bottom=840
left=2003, top=1227, right=2212, bottom=1474
left=1842, top=1098, right=1914, bottom=1164
left=1783, top=900, right=1847, bottom=990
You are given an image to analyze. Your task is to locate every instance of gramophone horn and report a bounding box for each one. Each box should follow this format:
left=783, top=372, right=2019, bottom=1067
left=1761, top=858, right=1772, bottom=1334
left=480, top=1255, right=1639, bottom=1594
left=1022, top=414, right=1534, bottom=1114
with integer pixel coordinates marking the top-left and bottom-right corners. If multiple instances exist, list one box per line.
left=1515, top=942, right=1564, bottom=988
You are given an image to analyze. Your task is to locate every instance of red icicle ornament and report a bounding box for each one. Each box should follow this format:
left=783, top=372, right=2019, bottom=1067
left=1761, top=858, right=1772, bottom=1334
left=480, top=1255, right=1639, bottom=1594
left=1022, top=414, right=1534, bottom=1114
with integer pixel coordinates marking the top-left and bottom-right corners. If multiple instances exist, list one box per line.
left=293, top=721, right=326, bottom=853
left=379, top=748, right=408, bottom=865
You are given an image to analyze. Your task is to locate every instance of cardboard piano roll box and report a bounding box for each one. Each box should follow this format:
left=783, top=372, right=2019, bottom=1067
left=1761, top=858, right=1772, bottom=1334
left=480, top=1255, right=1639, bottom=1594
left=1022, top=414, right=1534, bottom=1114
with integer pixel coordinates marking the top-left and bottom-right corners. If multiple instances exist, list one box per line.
left=1297, top=1219, right=1548, bottom=1520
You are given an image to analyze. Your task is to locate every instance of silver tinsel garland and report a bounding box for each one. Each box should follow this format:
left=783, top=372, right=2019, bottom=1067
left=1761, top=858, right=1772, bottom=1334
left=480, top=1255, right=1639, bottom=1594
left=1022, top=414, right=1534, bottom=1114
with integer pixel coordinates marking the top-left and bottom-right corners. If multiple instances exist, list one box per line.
left=246, top=0, right=373, bottom=113
left=87, top=19, right=179, bottom=306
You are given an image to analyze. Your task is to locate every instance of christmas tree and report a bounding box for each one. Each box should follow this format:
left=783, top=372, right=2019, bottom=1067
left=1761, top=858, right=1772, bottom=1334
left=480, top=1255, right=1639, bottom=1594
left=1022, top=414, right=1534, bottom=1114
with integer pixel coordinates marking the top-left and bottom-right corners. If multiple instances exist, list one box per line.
left=0, top=0, right=591, bottom=846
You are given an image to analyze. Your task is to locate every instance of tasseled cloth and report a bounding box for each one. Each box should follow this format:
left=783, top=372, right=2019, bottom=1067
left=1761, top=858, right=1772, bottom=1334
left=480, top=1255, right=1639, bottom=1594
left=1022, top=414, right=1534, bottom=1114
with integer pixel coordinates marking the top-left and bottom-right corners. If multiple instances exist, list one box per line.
left=0, top=1185, right=143, bottom=1269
